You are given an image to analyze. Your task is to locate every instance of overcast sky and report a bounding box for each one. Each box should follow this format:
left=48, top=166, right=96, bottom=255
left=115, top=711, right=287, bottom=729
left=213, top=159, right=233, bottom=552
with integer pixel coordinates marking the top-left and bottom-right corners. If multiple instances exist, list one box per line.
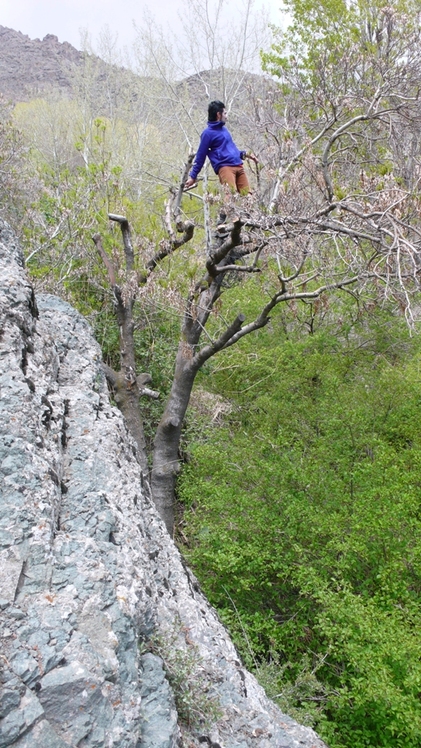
left=1, top=0, right=283, bottom=57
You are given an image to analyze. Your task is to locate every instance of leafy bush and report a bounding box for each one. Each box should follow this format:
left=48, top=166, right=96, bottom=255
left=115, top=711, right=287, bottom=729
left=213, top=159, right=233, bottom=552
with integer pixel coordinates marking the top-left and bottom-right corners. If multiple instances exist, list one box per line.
left=179, top=307, right=421, bottom=747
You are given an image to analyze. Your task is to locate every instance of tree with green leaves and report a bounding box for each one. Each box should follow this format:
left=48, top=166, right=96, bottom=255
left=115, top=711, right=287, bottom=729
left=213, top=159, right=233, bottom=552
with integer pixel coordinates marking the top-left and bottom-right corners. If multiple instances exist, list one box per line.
left=5, top=4, right=421, bottom=738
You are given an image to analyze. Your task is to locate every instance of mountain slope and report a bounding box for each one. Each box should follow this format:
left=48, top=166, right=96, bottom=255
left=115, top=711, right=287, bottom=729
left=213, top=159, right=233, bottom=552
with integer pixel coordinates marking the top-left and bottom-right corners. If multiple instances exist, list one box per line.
left=0, top=26, right=86, bottom=102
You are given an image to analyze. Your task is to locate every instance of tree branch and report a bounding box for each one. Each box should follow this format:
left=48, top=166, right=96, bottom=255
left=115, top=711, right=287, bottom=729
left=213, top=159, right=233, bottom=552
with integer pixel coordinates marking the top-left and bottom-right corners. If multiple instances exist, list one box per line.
left=221, top=274, right=363, bottom=351
left=193, top=313, right=246, bottom=368
left=269, top=116, right=337, bottom=212
left=174, top=152, right=195, bottom=217
left=214, top=263, right=261, bottom=274
left=92, top=233, right=117, bottom=287
left=147, top=221, right=195, bottom=271
left=206, top=219, right=243, bottom=275
left=109, top=214, right=135, bottom=272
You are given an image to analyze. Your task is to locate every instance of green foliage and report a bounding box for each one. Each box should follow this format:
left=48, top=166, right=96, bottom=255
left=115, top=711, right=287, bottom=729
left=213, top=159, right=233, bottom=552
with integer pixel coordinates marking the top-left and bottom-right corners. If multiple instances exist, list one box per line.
left=6, top=18, right=421, bottom=747
left=260, top=0, right=421, bottom=210
left=262, top=0, right=421, bottom=90
left=0, top=99, right=27, bottom=224
left=11, top=98, right=173, bottom=311
left=255, top=652, right=332, bottom=729
left=179, top=304, right=421, bottom=748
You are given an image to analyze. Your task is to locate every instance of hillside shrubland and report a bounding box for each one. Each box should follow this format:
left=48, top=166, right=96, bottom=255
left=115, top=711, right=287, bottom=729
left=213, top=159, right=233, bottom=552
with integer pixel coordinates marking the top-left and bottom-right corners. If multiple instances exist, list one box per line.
left=178, top=296, right=421, bottom=747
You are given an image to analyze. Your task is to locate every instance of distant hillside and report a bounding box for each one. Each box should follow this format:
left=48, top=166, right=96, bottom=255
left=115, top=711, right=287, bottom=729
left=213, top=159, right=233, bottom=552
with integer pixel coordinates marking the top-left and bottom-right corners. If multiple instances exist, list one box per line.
left=0, top=25, right=144, bottom=107
left=0, top=23, right=276, bottom=180
left=0, top=25, right=275, bottom=115
left=0, top=26, right=86, bottom=102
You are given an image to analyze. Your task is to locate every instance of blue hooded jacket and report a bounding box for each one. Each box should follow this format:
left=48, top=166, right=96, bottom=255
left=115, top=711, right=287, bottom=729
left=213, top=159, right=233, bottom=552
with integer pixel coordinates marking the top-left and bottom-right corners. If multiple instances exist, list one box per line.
left=189, top=121, right=245, bottom=180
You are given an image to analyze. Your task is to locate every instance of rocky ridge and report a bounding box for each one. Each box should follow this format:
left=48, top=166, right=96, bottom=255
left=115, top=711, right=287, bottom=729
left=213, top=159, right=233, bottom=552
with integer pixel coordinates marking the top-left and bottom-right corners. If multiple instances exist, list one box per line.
left=0, top=27, right=85, bottom=102
left=0, top=24, right=272, bottom=115
left=0, top=26, right=141, bottom=107
left=0, top=217, right=327, bottom=748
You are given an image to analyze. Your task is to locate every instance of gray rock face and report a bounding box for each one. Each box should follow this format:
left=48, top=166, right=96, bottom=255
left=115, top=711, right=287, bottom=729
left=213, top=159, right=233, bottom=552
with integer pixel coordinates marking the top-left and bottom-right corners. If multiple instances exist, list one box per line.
left=0, top=218, right=328, bottom=748
left=0, top=25, right=144, bottom=126
left=0, top=26, right=84, bottom=102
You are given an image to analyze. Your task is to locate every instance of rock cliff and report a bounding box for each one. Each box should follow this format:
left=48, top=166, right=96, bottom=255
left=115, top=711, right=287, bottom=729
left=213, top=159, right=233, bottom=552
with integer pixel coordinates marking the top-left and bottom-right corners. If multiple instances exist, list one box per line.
left=0, top=26, right=84, bottom=102
left=0, top=26, right=139, bottom=106
left=0, top=218, right=327, bottom=748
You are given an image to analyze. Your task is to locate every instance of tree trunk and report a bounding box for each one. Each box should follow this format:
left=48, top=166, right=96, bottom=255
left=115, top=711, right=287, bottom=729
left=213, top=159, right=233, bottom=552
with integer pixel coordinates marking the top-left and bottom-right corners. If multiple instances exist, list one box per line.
left=96, top=213, right=244, bottom=534
left=93, top=227, right=149, bottom=473
left=112, top=370, right=149, bottom=474
left=150, top=221, right=243, bottom=534
left=114, top=299, right=149, bottom=472
left=151, top=343, right=197, bottom=534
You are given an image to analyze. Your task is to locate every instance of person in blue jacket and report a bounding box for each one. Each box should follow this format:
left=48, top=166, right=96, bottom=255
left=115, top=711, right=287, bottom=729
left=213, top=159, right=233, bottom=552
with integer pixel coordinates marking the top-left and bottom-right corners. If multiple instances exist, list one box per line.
left=184, top=100, right=258, bottom=194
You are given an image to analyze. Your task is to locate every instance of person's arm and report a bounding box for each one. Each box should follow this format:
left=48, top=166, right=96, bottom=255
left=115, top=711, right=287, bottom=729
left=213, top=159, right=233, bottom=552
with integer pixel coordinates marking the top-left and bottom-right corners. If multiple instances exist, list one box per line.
left=241, top=150, right=259, bottom=165
left=185, top=130, right=212, bottom=189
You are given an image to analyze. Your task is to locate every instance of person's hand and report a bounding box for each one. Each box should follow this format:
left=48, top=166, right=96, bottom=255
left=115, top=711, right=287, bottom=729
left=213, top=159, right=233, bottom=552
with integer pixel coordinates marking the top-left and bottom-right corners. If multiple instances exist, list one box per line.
left=246, top=153, right=258, bottom=165
left=184, top=177, right=197, bottom=190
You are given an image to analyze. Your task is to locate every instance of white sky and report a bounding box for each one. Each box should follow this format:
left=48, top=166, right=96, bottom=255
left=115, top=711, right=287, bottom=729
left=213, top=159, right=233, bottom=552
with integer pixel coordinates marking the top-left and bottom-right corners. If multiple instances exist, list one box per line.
left=1, top=0, right=284, bottom=57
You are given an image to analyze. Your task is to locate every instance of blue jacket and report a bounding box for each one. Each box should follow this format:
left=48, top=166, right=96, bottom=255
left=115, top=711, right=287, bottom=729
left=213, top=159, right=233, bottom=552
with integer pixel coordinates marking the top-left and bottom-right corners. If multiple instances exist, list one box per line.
left=189, top=121, right=245, bottom=180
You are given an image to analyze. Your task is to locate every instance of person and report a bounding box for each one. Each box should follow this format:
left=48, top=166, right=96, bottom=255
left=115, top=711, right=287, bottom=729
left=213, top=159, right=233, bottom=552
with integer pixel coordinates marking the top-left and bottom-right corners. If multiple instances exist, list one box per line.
left=184, top=100, right=258, bottom=194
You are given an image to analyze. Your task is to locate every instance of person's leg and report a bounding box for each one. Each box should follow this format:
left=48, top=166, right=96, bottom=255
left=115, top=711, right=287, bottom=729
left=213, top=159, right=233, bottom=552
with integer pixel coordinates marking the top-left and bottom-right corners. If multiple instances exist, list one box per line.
left=235, top=166, right=250, bottom=195
left=218, top=166, right=237, bottom=190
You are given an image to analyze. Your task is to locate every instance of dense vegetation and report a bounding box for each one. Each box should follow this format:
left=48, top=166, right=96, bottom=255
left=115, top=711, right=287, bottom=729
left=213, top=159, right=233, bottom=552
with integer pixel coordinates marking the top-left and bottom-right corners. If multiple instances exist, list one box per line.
left=178, top=295, right=421, bottom=747
left=2, top=0, right=421, bottom=743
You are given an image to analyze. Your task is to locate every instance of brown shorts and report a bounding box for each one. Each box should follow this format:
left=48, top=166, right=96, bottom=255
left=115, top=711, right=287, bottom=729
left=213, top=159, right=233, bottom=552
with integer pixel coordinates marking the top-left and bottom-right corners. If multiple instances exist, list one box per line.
left=218, top=165, right=250, bottom=194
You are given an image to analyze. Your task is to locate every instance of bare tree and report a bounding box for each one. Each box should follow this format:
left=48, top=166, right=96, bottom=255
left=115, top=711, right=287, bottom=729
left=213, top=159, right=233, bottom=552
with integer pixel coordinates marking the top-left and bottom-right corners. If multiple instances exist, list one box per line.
left=131, top=0, right=272, bottom=193
left=95, top=139, right=421, bottom=536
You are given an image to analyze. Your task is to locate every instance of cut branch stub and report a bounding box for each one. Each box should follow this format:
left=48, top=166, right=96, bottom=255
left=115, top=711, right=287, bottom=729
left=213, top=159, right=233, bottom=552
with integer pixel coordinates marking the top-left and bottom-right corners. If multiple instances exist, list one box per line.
left=109, top=214, right=135, bottom=273
left=139, top=386, right=160, bottom=400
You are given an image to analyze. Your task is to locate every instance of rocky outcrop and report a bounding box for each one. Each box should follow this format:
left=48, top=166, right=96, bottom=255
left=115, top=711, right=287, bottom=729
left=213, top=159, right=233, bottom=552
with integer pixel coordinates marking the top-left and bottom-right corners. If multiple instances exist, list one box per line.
left=0, top=26, right=141, bottom=107
left=0, top=26, right=84, bottom=102
left=0, top=217, right=327, bottom=748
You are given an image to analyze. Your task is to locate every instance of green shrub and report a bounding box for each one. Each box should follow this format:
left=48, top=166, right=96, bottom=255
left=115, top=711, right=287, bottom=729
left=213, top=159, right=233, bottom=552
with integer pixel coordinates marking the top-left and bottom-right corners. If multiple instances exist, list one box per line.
left=179, top=309, right=421, bottom=748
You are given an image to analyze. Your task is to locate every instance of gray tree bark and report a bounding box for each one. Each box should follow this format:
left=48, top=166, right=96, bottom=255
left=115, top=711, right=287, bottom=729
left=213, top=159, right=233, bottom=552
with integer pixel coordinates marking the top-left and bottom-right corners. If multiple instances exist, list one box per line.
left=93, top=219, right=149, bottom=473
left=150, top=220, right=246, bottom=533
